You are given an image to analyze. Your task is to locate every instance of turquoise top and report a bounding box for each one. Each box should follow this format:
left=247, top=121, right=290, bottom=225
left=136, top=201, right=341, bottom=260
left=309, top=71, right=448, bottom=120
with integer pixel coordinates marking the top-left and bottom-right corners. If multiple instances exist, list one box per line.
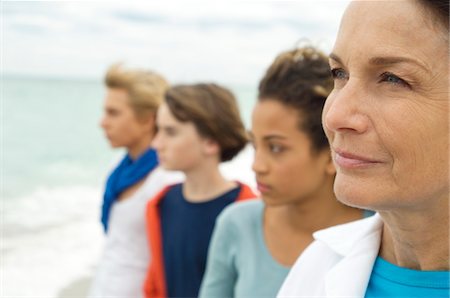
left=199, top=200, right=290, bottom=298
left=365, top=257, right=450, bottom=297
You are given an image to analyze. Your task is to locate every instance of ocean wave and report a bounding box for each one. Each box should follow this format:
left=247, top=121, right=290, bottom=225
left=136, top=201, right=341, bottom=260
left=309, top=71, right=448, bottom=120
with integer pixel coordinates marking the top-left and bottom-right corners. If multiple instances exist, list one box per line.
left=1, top=146, right=257, bottom=297
left=2, top=185, right=105, bottom=298
left=3, top=185, right=103, bottom=235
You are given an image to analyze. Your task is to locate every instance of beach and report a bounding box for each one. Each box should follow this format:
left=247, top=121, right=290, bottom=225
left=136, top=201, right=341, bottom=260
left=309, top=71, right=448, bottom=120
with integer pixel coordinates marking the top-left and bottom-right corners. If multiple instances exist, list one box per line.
left=53, top=147, right=255, bottom=298
left=57, top=277, right=91, bottom=297
left=2, top=2, right=351, bottom=295
left=2, top=76, right=256, bottom=297
left=2, top=186, right=104, bottom=297
left=2, top=148, right=255, bottom=298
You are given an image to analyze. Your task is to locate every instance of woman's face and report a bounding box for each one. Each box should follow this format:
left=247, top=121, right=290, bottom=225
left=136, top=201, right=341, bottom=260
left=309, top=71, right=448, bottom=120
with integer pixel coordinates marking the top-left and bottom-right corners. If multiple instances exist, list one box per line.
left=251, top=100, right=334, bottom=206
left=323, top=1, right=449, bottom=210
left=153, top=103, right=216, bottom=172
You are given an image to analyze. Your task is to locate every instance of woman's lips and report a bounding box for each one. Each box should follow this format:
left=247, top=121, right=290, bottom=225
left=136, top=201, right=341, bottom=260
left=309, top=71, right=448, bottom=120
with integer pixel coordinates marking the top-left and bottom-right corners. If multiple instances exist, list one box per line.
left=256, top=182, right=271, bottom=193
left=333, top=149, right=382, bottom=169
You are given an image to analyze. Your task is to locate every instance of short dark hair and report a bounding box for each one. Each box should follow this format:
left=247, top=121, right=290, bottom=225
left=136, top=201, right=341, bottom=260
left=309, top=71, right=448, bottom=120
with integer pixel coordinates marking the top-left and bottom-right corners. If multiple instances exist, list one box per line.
left=258, top=45, right=333, bottom=153
left=165, top=83, right=248, bottom=162
left=416, top=0, right=449, bottom=33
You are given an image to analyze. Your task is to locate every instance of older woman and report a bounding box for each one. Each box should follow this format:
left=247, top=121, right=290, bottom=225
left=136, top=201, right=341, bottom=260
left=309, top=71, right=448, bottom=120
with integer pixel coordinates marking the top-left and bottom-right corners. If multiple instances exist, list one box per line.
left=278, top=0, right=449, bottom=297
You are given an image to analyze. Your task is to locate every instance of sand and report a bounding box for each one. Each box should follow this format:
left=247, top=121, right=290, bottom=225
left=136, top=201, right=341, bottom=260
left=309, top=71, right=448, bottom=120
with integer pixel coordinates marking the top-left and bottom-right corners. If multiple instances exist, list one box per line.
left=57, top=277, right=91, bottom=298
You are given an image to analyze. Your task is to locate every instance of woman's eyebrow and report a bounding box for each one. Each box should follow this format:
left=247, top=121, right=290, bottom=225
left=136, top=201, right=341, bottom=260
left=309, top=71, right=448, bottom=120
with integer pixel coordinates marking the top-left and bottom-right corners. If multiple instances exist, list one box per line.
left=329, top=53, right=343, bottom=65
left=330, top=53, right=430, bottom=74
left=247, top=132, right=287, bottom=141
left=263, top=135, right=287, bottom=141
left=368, top=56, right=430, bottom=73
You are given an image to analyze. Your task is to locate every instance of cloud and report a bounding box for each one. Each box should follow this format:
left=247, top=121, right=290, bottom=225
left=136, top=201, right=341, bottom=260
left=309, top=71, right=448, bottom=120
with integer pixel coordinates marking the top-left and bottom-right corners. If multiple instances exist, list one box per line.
left=113, top=11, right=168, bottom=24
left=2, top=1, right=350, bottom=85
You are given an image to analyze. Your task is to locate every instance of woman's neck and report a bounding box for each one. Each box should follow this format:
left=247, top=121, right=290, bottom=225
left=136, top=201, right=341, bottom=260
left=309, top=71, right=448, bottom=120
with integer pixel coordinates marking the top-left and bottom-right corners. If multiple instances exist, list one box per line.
left=379, top=199, right=449, bottom=271
left=182, top=163, right=236, bottom=202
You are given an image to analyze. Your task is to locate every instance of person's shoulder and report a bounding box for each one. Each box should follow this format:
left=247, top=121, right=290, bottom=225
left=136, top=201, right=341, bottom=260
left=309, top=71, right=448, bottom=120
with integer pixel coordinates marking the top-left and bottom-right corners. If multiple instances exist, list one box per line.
left=138, top=168, right=183, bottom=197
left=218, top=199, right=263, bottom=225
left=213, top=199, right=263, bottom=241
left=146, top=167, right=184, bottom=186
left=235, top=182, right=257, bottom=200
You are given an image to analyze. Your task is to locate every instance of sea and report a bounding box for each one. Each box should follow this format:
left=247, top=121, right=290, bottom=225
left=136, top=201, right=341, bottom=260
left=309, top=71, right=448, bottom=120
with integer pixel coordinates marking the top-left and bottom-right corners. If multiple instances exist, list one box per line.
left=1, top=75, right=257, bottom=297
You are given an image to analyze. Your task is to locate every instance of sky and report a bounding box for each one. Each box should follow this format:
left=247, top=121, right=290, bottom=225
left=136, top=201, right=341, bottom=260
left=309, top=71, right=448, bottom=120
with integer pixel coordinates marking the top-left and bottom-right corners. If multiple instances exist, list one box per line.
left=2, top=1, right=350, bottom=86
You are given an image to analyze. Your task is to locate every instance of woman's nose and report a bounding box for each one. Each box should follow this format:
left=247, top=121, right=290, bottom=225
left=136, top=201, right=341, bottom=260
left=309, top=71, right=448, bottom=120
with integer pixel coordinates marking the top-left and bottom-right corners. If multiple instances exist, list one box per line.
left=152, top=132, right=163, bottom=150
left=100, top=115, right=108, bottom=129
left=323, top=81, right=369, bottom=135
left=252, top=149, right=269, bottom=175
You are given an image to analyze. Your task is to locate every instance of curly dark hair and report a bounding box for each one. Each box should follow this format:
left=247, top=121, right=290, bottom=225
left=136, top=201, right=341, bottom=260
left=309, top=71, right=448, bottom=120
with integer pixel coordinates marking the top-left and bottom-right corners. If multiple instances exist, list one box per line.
left=258, top=45, right=333, bottom=153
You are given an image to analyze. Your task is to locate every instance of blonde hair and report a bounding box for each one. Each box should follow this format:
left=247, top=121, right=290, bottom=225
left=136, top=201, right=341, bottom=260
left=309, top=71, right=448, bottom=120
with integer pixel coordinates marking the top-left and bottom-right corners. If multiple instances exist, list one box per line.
left=105, top=64, right=169, bottom=119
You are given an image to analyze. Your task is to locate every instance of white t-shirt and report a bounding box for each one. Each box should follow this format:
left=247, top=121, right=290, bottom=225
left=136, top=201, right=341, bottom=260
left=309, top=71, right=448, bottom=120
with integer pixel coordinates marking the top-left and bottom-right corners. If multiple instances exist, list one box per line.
left=88, top=167, right=183, bottom=298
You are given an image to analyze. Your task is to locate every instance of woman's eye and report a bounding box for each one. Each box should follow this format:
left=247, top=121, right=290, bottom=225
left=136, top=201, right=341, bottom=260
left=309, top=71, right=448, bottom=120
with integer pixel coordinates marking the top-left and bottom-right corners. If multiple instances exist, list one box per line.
left=380, top=72, right=410, bottom=88
left=164, top=128, right=177, bottom=137
left=330, top=68, right=348, bottom=80
left=107, top=110, right=119, bottom=117
left=269, top=144, right=283, bottom=154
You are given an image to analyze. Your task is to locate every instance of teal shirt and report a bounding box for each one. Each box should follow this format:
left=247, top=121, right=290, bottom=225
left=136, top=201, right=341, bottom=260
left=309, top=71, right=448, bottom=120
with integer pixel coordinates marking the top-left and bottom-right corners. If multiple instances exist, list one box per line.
left=199, top=200, right=290, bottom=298
left=365, top=257, right=450, bottom=298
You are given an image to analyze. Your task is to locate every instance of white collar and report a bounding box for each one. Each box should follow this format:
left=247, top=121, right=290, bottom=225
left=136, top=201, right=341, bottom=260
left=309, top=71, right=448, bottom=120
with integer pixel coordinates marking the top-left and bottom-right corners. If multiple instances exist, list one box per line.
left=313, top=213, right=384, bottom=256
left=311, top=213, right=384, bottom=296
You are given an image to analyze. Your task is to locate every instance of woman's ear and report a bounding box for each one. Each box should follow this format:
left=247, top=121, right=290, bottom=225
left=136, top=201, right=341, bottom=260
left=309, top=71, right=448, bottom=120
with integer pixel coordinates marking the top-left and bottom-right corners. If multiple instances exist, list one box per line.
left=140, top=112, right=157, bottom=135
left=202, top=138, right=220, bottom=157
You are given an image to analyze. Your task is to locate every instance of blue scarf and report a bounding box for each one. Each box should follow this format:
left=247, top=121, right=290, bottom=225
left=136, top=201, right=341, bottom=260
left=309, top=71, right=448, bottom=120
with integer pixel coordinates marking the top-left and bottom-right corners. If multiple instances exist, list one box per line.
left=101, top=148, right=158, bottom=232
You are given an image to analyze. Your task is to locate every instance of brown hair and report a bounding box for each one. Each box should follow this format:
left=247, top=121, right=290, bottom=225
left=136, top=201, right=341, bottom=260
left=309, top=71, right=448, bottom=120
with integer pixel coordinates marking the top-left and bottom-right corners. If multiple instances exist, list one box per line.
left=416, top=0, right=449, bottom=34
left=105, top=64, right=169, bottom=120
left=165, top=83, right=248, bottom=162
left=258, top=45, right=333, bottom=153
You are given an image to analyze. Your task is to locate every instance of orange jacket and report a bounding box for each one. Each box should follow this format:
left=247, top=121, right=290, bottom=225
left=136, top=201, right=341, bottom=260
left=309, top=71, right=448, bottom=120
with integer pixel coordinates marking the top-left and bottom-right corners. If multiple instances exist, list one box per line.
left=143, top=182, right=256, bottom=298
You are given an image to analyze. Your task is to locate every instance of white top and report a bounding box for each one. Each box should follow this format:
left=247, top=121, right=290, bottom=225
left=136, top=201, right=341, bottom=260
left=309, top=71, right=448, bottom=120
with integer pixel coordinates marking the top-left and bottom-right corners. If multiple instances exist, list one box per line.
left=88, top=167, right=183, bottom=298
left=277, top=214, right=383, bottom=298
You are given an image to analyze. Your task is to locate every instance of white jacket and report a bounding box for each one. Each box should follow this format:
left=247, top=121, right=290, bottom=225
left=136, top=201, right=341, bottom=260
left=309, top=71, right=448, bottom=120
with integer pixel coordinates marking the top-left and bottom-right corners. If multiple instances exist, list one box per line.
left=277, top=214, right=383, bottom=298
